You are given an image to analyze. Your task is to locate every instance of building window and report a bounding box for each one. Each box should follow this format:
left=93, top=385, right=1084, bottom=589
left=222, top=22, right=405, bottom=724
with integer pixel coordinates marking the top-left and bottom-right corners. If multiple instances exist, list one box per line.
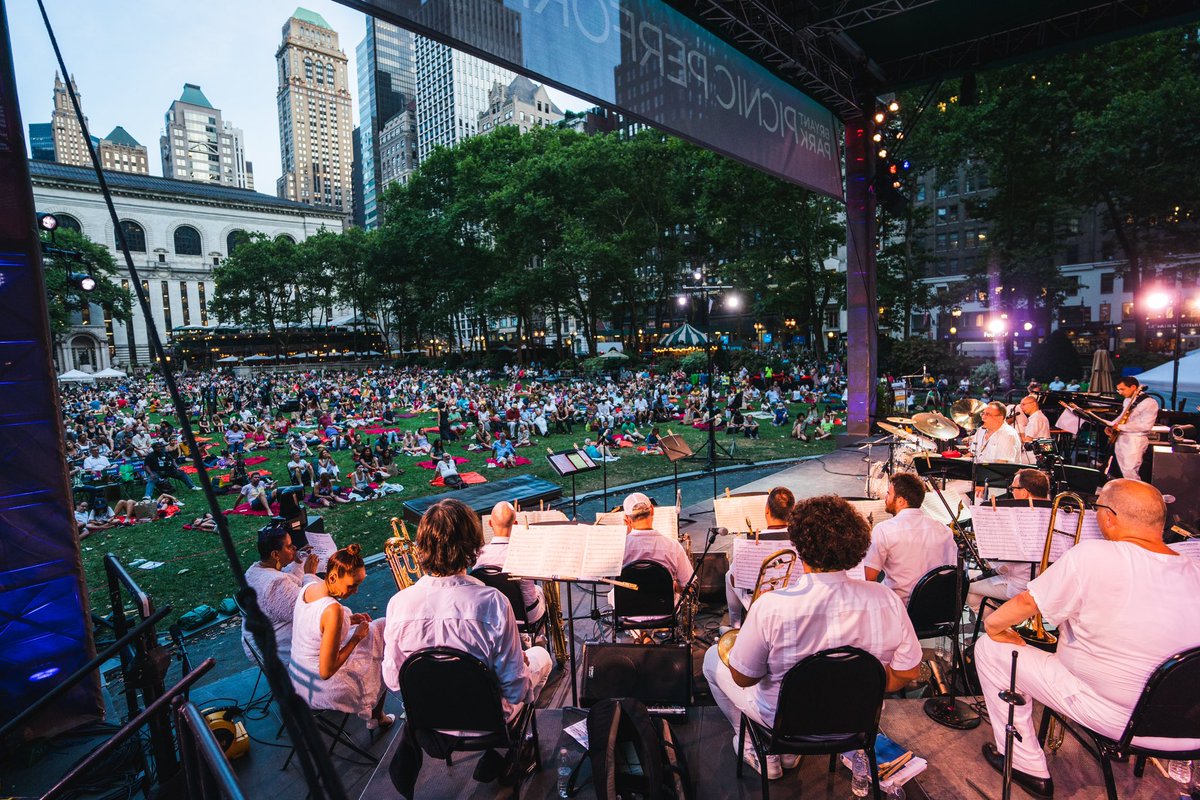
left=118, top=219, right=146, bottom=252
left=54, top=213, right=82, bottom=233
left=174, top=225, right=202, bottom=255
left=80, top=302, right=90, bottom=325
left=226, top=230, right=249, bottom=256
left=179, top=281, right=191, bottom=326
left=1099, top=303, right=1111, bottom=322
left=198, top=282, right=208, bottom=326
left=1100, top=272, right=1115, bottom=294
left=160, top=282, right=173, bottom=332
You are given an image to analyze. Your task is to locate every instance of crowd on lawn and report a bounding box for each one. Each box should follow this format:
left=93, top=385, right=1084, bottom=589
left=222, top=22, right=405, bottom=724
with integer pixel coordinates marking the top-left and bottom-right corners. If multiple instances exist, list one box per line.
left=61, top=356, right=849, bottom=536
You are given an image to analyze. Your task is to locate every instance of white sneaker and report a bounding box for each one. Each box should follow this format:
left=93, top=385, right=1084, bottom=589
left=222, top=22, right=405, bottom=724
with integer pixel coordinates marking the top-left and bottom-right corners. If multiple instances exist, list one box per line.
left=734, top=735, right=782, bottom=780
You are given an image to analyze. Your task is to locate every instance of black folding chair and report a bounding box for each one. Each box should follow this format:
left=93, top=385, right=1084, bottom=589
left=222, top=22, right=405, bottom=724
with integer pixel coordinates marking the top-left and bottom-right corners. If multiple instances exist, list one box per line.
left=398, top=647, right=540, bottom=798
left=612, top=560, right=676, bottom=641
left=739, top=646, right=886, bottom=800
left=907, top=565, right=967, bottom=676
left=471, top=565, right=548, bottom=643
left=1038, top=646, right=1200, bottom=800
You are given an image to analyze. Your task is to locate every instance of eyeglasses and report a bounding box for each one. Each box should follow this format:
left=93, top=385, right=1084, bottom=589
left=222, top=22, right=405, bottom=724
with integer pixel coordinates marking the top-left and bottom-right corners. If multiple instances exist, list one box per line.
left=1009, top=484, right=1024, bottom=491
left=1094, top=504, right=1118, bottom=517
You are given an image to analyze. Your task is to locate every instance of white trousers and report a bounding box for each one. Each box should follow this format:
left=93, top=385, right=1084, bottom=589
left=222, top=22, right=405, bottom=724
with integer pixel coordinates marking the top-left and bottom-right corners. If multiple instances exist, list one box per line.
left=1114, top=433, right=1149, bottom=482
left=724, top=571, right=751, bottom=627
left=702, top=644, right=770, bottom=733
left=975, top=635, right=1200, bottom=778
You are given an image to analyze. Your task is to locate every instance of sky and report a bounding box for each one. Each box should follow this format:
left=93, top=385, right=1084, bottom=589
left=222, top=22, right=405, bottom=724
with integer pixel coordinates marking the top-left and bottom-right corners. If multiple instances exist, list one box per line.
left=9, top=0, right=588, bottom=192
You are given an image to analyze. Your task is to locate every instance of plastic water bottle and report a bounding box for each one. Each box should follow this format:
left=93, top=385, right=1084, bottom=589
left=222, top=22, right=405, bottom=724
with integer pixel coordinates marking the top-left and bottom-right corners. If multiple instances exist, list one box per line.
left=851, top=750, right=871, bottom=797
left=557, top=747, right=572, bottom=798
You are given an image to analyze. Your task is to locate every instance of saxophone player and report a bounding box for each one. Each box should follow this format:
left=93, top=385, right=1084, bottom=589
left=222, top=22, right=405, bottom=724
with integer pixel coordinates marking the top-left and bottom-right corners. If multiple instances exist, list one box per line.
left=476, top=502, right=547, bottom=635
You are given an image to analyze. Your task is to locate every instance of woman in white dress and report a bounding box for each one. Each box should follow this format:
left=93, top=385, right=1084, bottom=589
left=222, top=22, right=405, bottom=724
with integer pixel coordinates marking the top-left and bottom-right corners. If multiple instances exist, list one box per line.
left=289, top=543, right=392, bottom=728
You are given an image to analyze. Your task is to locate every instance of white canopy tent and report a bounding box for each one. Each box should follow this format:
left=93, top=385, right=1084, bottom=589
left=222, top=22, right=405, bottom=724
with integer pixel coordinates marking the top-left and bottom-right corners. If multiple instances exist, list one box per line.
left=57, top=369, right=94, bottom=383
left=1136, top=349, right=1200, bottom=411
left=92, top=367, right=127, bottom=379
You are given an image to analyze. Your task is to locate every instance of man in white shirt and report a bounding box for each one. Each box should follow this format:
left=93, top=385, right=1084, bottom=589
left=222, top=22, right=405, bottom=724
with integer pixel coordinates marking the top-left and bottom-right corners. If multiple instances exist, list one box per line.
left=967, top=468, right=1049, bottom=615
left=724, top=487, right=795, bottom=629
left=620, top=492, right=694, bottom=591
left=1107, top=377, right=1159, bottom=482
left=703, top=495, right=923, bottom=780
left=239, top=473, right=272, bottom=513
left=976, top=480, right=1200, bottom=799
left=242, top=529, right=319, bottom=664
left=863, top=474, right=958, bottom=604
left=476, top=501, right=546, bottom=627
left=969, top=402, right=1024, bottom=464
left=82, top=446, right=111, bottom=475
left=1016, top=395, right=1051, bottom=464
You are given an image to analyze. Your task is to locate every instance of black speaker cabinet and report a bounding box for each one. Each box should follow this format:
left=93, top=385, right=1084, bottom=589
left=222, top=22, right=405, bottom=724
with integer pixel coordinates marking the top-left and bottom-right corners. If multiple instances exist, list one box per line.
left=693, top=552, right=729, bottom=602
left=1153, top=450, right=1200, bottom=529
left=580, top=642, right=692, bottom=708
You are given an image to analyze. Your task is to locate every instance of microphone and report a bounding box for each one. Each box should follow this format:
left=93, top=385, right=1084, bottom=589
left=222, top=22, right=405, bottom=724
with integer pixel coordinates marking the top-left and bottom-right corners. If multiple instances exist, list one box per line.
left=708, top=526, right=730, bottom=536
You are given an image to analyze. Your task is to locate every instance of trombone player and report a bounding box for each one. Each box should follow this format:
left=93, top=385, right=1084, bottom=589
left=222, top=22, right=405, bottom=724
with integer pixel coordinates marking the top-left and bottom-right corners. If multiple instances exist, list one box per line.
left=966, top=468, right=1049, bottom=617
left=702, top=495, right=922, bottom=780
left=975, top=480, right=1200, bottom=799
left=722, top=487, right=795, bottom=632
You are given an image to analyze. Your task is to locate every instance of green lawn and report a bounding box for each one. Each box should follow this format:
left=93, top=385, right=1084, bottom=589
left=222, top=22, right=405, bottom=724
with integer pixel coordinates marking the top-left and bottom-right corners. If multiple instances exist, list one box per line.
left=80, top=405, right=836, bottom=623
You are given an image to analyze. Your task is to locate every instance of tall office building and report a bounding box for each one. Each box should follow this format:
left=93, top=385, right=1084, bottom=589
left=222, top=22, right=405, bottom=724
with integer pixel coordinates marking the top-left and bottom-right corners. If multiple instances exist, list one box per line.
left=160, top=84, right=252, bottom=187
left=379, top=99, right=419, bottom=190
left=28, top=122, right=55, bottom=161
left=275, top=8, right=354, bottom=216
left=478, top=76, right=564, bottom=134
left=51, top=73, right=90, bottom=167
left=355, top=18, right=416, bottom=229
left=413, top=0, right=520, bottom=162
left=99, top=127, right=149, bottom=174
left=224, top=124, right=255, bottom=190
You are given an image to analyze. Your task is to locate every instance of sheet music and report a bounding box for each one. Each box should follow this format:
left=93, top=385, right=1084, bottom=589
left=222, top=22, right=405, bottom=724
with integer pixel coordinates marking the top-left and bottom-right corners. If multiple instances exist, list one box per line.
left=502, top=523, right=627, bottom=579
left=1168, top=541, right=1200, bottom=566
left=730, top=538, right=799, bottom=588
left=594, top=506, right=679, bottom=539
left=713, top=494, right=770, bottom=534
left=972, top=506, right=1103, bottom=563
left=845, top=498, right=892, bottom=528
left=304, top=531, right=338, bottom=573
left=920, top=488, right=972, bottom=525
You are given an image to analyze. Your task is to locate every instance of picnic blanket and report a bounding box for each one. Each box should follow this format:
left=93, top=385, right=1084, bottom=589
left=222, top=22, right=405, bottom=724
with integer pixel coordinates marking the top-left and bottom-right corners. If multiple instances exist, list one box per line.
left=486, top=456, right=532, bottom=467
left=395, top=412, right=418, bottom=419
left=357, top=426, right=400, bottom=435
left=416, top=456, right=470, bottom=469
left=244, top=456, right=269, bottom=466
left=224, top=502, right=280, bottom=517
left=420, top=426, right=440, bottom=434
left=430, top=471, right=487, bottom=487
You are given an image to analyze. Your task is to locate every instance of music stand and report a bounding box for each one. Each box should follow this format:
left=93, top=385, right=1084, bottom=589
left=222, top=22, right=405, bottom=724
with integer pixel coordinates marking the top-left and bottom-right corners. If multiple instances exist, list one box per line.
left=545, top=449, right=600, bottom=519
left=659, top=434, right=693, bottom=511
left=1060, top=464, right=1107, bottom=496
left=973, top=462, right=1022, bottom=496
left=912, top=453, right=975, bottom=487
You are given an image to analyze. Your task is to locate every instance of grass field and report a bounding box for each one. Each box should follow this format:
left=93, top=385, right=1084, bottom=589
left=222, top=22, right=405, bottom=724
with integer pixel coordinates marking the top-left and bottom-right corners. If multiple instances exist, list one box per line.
left=79, top=404, right=837, bottom=623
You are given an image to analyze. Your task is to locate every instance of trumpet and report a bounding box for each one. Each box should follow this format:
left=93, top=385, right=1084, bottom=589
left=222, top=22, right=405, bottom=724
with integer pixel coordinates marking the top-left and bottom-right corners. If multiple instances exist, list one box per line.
left=1014, top=491, right=1088, bottom=650
left=717, top=549, right=797, bottom=665
left=385, top=517, right=424, bottom=591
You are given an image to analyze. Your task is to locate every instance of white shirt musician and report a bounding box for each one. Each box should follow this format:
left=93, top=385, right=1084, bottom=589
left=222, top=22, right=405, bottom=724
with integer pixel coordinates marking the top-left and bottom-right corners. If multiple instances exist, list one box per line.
left=703, top=495, right=922, bottom=780
left=242, top=530, right=319, bottom=664
left=620, top=492, right=694, bottom=589
left=966, top=468, right=1049, bottom=615
left=1108, top=377, right=1159, bottom=481
left=724, top=488, right=795, bottom=629
left=382, top=499, right=552, bottom=719
left=975, top=480, right=1200, bottom=797
left=970, top=402, right=1024, bottom=464
left=863, top=474, right=958, bottom=605
left=1016, top=396, right=1051, bottom=465
left=476, top=501, right=545, bottom=625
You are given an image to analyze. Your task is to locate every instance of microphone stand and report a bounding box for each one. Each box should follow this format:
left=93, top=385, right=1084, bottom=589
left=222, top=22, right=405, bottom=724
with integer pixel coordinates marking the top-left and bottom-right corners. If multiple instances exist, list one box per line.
left=923, top=548, right=981, bottom=730
left=673, top=527, right=722, bottom=645
left=998, top=650, right=1025, bottom=800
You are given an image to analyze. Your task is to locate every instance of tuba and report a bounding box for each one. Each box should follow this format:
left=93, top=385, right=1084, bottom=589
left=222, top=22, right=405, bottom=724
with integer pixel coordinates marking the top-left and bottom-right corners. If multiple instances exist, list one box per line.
left=385, top=517, right=424, bottom=591
left=717, top=549, right=797, bottom=665
left=1014, top=492, right=1088, bottom=649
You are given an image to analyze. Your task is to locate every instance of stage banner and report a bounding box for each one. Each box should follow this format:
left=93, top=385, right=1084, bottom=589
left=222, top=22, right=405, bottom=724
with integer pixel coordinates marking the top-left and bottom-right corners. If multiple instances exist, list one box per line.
left=336, top=0, right=844, bottom=199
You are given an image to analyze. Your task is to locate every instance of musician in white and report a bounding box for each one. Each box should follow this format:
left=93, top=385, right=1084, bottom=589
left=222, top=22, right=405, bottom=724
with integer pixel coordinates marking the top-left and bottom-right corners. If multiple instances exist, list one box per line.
left=1108, top=377, right=1158, bottom=481
left=382, top=499, right=552, bottom=719
left=976, top=480, right=1200, bottom=799
left=620, top=492, right=694, bottom=590
left=241, top=529, right=319, bottom=664
left=703, top=496, right=922, bottom=780
left=1016, top=395, right=1051, bottom=464
left=476, top=501, right=546, bottom=627
left=969, top=401, right=1024, bottom=464
left=863, top=474, right=958, bottom=604
left=966, top=468, right=1049, bottom=616
left=723, top=487, right=795, bottom=630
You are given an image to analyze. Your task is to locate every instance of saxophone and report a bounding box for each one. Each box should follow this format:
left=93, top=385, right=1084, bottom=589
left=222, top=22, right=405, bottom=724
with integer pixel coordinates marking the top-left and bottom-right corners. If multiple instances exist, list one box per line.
left=540, top=579, right=569, bottom=666
left=386, top=517, right=423, bottom=591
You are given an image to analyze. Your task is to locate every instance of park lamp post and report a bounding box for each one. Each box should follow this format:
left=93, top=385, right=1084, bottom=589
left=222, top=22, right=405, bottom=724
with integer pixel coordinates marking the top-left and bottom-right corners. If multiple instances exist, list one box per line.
left=1144, top=287, right=1200, bottom=410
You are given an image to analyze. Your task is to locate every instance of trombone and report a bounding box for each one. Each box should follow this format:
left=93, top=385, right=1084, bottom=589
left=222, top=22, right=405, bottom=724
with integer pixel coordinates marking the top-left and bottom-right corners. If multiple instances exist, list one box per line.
left=385, top=517, right=424, bottom=591
left=717, top=549, right=797, bottom=665
left=1014, top=491, right=1088, bottom=650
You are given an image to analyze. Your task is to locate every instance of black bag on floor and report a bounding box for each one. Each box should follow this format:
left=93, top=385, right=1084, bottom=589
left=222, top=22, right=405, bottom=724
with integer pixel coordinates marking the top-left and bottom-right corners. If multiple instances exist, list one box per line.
left=585, top=698, right=692, bottom=800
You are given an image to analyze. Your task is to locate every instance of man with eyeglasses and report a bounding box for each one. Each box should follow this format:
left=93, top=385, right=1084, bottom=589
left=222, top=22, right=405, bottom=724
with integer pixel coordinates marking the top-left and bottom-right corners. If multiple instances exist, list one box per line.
left=974, top=479, right=1200, bottom=799
left=1015, top=395, right=1051, bottom=465
left=969, top=401, right=1023, bottom=464
left=967, top=468, right=1050, bottom=616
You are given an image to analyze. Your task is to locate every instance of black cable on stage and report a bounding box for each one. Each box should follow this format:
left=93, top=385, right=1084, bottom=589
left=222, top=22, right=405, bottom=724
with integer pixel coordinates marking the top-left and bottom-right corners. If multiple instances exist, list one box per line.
left=34, top=3, right=350, bottom=798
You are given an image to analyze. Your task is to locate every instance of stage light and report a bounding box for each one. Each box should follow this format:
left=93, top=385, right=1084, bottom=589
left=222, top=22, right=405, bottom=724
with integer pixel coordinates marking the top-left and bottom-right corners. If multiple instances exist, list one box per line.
left=877, top=148, right=887, bottom=159
left=901, top=159, right=912, bottom=171
left=872, top=132, right=882, bottom=143
left=888, top=164, right=899, bottom=175
left=892, top=180, right=902, bottom=189
left=693, top=269, right=702, bottom=280
left=70, top=271, right=96, bottom=292
left=677, top=295, right=687, bottom=307
left=874, top=112, right=885, bottom=124
left=888, top=101, right=900, bottom=113
left=1023, top=322, right=1033, bottom=331
left=37, top=213, right=58, bottom=232
left=987, top=318, right=1006, bottom=335
left=1144, top=291, right=1170, bottom=311
left=725, top=294, right=741, bottom=310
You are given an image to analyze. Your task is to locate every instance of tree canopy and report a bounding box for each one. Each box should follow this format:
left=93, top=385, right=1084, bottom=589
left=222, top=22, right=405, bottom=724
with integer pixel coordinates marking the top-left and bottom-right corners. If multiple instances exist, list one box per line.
left=42, top=228, right=131, bottom=341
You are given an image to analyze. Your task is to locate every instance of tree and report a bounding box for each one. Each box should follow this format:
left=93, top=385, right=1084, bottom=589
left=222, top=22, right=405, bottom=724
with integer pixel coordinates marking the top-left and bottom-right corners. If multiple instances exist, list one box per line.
left=209, top=233, right=316, bottom=355
left=41, top=228, right=131, bottom=342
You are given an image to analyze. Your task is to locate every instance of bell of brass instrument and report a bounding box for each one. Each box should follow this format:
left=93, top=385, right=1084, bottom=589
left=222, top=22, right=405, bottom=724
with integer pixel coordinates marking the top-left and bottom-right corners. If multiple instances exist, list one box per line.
left=718, top=549, right=797, bottom=665
left=1014, top=492, right=1088, bottom=650
left=676, top=532, right=698, bottom=642
left=540, top=579, right=569, bottom=666
left=385, top=517, right=423, bottom=591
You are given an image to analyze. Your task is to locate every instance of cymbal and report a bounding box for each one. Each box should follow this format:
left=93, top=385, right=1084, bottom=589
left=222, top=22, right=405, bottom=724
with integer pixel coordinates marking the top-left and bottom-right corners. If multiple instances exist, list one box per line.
left=886, top=416, right=915, bottom=425
left=951, top=398, right=987, bottom=432
left=912, top=412, right=960, bottom=441
left=877, top=421, right=921, bottom=443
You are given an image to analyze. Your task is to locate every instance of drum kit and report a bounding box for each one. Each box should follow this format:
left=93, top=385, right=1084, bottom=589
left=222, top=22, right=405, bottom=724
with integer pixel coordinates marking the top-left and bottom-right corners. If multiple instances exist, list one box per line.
left=867, top=411, right=966, bottom=498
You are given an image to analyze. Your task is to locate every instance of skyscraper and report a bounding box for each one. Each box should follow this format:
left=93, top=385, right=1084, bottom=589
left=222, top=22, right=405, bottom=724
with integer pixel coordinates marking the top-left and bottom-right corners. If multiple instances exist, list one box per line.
left=276, top=7, right=354, bottom=216
left=51, top=73, right=90, bottom=167
left=355, top=18, right=416, bottom=229
left=99, top=127, right=149, bottom=175
left=160, top=84, right=252, bottom=187
left=413, top=0, right=520, bottom=163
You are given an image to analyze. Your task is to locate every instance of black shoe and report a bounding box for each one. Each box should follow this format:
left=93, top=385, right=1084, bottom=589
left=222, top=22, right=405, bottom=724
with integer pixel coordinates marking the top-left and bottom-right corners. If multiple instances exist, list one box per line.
left=473, top=748, right=505, bottom=783
left=981, top=742, right=1054, bottom=798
